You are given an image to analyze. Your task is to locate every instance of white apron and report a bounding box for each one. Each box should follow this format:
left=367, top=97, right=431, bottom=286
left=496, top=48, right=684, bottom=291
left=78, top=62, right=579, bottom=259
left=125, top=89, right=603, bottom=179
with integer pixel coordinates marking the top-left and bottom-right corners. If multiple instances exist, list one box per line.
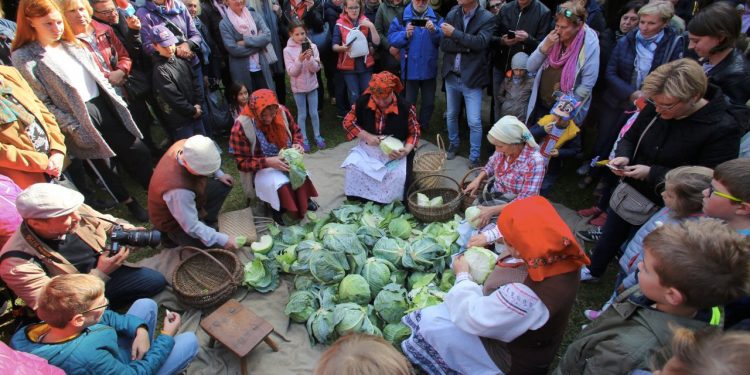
left=341, top=140, right=406, bottom=203
left=254, top=168, right=290, bottom=210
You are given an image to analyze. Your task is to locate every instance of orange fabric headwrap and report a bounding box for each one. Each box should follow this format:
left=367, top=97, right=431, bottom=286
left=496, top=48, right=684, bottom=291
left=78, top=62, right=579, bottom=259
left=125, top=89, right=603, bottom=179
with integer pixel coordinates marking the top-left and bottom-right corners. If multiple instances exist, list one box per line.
left=366, top=71, right=404, bottom=99
left=498, top=196, right=591, bottom=282
left=241, top=89, right=290, bottom=149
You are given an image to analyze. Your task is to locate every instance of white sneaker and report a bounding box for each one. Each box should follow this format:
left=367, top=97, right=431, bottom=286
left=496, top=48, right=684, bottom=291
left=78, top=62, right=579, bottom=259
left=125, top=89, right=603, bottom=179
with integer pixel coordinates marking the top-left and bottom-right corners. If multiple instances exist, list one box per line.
left=580, top=267, right=600, bottom=283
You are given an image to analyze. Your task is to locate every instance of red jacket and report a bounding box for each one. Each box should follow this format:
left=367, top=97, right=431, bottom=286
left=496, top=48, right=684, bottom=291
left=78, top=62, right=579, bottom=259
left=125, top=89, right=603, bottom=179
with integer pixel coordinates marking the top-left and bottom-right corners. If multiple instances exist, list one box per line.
left=335, top=14, right=374, bottom=71
left=83, top=20, right=132, bottom=77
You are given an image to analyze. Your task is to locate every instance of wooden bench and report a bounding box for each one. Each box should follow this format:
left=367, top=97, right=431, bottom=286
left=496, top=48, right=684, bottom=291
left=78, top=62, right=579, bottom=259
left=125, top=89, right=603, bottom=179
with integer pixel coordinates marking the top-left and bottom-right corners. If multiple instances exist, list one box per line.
left=200, top=299, right=280, bottom=375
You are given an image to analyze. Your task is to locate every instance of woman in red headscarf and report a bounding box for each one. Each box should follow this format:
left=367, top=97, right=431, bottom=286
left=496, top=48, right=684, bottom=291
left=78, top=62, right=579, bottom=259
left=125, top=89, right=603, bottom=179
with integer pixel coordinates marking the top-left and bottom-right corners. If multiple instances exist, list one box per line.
left=341, top=71, right=420, bottom=203
left=401, top=196, right=590, bottom=375
left=229, top=88, right=318, bottom=221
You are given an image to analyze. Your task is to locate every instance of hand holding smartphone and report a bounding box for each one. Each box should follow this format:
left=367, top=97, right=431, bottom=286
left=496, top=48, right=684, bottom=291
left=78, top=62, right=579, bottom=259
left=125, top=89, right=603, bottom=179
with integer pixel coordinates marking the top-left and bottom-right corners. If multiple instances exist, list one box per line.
left=505, top=30, right=516, bottom=39
left=301, top=40, right=311, bottom=52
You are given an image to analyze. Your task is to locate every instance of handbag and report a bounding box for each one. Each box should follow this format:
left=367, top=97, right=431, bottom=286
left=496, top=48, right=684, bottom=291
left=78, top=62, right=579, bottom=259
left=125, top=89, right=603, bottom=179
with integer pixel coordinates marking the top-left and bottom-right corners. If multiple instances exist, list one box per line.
left=609, top=116, right=660, bottom=225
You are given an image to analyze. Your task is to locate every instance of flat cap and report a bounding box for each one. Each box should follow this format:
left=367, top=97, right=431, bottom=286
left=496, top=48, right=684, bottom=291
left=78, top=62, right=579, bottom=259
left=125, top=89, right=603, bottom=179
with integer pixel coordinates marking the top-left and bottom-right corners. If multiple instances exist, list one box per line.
left=16, top=183, right=84, bottom=219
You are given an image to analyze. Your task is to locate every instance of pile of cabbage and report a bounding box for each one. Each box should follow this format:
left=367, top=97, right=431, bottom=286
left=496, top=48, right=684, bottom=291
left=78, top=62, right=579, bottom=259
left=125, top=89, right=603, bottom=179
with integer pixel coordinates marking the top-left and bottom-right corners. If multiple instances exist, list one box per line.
left=243, top=200, right=467, bottom=348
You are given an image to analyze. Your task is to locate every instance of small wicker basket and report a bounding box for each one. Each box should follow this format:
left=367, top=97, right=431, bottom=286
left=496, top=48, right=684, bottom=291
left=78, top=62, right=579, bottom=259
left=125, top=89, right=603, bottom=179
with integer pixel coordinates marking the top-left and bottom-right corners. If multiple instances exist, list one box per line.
left=459, top=167, right=486, bottom=211
left=172, top=247, right=243, bottom=309
left=407, top=174, right=463, bottom=223
left=413, top=134, right=446, bottom=189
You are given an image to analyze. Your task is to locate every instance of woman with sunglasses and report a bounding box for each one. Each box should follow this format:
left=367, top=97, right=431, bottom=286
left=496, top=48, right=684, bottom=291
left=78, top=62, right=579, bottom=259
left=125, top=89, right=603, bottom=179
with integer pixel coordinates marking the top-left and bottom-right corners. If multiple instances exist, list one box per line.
left=525, top=1, right=599, bottom=125
left=580, top=58, right=741, bottom=283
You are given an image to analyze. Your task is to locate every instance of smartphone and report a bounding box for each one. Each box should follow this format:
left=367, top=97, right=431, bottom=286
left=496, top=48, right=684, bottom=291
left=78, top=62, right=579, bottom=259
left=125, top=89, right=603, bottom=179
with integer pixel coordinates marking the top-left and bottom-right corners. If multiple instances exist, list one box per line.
left=411, top=18, right=427, bottom=27
left=505, top=30, right=516, bottom=39
left=301, top=41, right=311, bottom=52
left=606, top=164, right=625, bottom=171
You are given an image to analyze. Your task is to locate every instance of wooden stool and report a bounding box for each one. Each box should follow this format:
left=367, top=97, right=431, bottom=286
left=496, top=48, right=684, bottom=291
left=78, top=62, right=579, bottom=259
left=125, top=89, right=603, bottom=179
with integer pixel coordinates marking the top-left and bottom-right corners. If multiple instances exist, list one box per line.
left=200, top=299, right=279, bottom=375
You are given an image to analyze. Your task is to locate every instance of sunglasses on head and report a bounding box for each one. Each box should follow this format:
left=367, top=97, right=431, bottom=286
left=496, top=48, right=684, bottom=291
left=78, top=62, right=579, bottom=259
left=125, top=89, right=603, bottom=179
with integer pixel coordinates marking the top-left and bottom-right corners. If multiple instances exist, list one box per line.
left=556, top=6, right=580, bottom=22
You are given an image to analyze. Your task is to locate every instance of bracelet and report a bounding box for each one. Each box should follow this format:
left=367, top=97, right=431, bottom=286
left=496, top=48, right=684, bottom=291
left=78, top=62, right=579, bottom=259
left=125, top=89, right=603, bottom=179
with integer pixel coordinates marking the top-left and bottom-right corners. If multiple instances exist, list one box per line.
left=160, top=330, right=172, bottom=336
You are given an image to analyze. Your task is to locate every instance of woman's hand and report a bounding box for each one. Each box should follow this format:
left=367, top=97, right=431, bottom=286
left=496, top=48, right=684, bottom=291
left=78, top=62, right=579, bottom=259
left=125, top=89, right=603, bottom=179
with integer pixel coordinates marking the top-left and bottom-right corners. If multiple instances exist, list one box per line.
left=462, top=174, right=485, bottom=196
left=452, top=254, right=469, bottom=274
left=292, top=143, right=305, bottom=154
left=540, top=30, right=559, bottom=54
left=109, top=70, right=126, bottom=86
left=266, top=156, right=289, bottom=172
left=45, top=151, right=65, bottom=177
left=475, top=205, right=498, bottom=228
left=609, top=157, right=630, bottom=177
left=467, top=233, right=488, bottom=248
left=623, top=164, right=650, bottom=180
left=359, top=131, right=381, bottom=146
left=125, top=16, right=141, bottom=31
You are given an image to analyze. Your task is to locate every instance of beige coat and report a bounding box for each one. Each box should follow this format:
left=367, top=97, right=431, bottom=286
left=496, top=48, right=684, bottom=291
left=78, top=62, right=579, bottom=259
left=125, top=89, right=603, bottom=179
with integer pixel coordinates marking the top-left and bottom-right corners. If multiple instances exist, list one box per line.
left=11, top=41, right=141, bottom=160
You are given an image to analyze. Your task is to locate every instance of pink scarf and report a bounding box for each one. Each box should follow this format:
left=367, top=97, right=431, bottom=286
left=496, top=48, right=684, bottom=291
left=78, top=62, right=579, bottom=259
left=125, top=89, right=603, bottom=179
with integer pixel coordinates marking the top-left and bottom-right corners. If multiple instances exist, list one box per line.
left=547, top=26, right=586, bottom=93
left=227, top=6, right=259, bottom=68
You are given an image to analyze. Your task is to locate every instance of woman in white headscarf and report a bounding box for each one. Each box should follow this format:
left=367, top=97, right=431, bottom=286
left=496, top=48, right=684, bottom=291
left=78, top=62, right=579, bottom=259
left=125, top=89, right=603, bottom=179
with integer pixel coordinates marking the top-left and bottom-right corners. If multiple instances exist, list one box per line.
left=463, top=115, right=545, bottom=227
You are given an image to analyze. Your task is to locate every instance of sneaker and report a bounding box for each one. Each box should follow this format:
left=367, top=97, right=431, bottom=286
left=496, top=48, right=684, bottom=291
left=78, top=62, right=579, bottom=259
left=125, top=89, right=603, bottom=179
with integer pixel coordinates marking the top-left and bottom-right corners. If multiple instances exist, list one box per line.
left=126, top=200, right=149, bottom=223
left=315, top=137, right=326, bottom=149
left=446, top=144, right=459, bottom=160
left=307, top=199, right=319, bottom=211
left=583, top=309, right=602, bottom=321
left=577, top=227, right=603, bottom=242
left=302, top=141, right=311, bottom=153
left=469, top=159, right=482, bottom=169
left=588, top=212, right=608, bottom=227
left=580, top=267, right=600, bottom=283
left=577, top=206, right=602, bottom=217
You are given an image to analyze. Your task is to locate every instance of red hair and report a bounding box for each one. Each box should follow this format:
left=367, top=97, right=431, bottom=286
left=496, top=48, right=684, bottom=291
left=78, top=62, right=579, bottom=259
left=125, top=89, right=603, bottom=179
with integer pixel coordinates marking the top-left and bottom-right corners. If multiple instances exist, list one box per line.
left=13, top=0, right=79, bottom=51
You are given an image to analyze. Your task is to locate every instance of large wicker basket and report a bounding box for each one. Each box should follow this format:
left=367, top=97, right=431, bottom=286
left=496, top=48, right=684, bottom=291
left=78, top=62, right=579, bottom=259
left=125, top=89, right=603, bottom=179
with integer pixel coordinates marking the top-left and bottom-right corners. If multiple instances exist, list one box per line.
left=412, top=134, right=446, bottom=189
left=173, top=247, right=243, bottom=309
left=407, top=174, right=463, bottom=223
left=459, top=167, right=486, bottom=211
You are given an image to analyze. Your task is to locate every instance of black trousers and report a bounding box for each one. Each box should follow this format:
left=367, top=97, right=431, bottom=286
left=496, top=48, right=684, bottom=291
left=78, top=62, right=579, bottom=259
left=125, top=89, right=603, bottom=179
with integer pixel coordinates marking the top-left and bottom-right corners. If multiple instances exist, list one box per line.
left=85, top=95, right=153, bottom=197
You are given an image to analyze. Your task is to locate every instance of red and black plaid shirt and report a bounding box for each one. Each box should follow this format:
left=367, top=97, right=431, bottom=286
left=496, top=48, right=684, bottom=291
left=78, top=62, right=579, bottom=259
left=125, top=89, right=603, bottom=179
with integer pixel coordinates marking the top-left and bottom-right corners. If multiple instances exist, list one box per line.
left=228, top=106, right=304, bottom=172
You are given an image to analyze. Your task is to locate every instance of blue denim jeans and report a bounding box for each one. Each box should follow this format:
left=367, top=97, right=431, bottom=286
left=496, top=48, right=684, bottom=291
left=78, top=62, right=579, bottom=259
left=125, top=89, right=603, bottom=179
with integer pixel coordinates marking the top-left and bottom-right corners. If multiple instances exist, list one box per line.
left=293, top=89, right=321, bottom=142
left=343, top=71, right=372, bottom=104
left=445, top=73, right=483, bottom=162
left=171, top=119, right=206, bottom=141
left=405, top=78, right=436, bottom=131
left=118, top=299, right=199, bottom=375
left=105, top=266, right=166, bottom=309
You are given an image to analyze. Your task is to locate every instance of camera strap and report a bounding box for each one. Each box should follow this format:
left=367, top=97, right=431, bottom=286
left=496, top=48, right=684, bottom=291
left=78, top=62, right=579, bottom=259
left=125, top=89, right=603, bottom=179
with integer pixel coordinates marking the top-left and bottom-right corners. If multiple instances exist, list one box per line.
left=18, top=224, right=77, bottom=274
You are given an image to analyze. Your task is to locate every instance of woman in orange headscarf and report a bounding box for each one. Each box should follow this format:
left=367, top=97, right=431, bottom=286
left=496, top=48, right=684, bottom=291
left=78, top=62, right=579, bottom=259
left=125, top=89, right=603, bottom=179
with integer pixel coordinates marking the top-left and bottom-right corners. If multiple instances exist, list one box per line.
left=401, top=196, right=590, bottom=375
left=229, top=88, right=318, bottom=221
left=341, top=71, right=420, bottom=203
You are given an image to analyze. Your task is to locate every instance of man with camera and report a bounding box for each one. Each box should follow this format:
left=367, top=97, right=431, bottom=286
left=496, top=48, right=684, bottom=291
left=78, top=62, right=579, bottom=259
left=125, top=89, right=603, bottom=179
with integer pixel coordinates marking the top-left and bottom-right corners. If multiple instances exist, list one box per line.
left=0, top=183, right=166, bottom=311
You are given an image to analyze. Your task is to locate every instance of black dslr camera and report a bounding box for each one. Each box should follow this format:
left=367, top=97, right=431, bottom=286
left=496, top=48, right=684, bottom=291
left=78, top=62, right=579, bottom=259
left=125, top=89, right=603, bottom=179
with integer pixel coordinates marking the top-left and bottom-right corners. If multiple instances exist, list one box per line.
left=108, top=226, right=161, bottom=255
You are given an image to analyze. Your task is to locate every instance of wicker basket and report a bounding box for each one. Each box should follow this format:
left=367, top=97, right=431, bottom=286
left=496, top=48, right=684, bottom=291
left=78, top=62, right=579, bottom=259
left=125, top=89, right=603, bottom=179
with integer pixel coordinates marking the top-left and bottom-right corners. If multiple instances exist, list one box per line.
left=173, top=247, right=243, bottom=309
left=413, top=134, right=446, bottom=189
left=459, top=167, right=485, bottom=211
left=407, top=174, right=463, bottom=223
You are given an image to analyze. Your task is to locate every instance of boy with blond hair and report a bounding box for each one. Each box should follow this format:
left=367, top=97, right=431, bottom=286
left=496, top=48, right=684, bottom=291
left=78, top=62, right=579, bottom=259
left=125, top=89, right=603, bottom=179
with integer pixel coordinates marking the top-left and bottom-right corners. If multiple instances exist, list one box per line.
left=10, top=274, right=198, bottom=375
left=554, top=218, right=750, bottom=374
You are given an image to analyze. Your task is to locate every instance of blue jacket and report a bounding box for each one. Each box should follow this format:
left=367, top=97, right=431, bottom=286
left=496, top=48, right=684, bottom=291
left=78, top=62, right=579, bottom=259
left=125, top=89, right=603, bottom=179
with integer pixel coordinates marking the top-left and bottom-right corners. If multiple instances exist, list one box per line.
left=11, top=310, right=175, bottom=375
left=387, top=5, right=443, bottom=81
left=604, top=27, right=684, bottom=108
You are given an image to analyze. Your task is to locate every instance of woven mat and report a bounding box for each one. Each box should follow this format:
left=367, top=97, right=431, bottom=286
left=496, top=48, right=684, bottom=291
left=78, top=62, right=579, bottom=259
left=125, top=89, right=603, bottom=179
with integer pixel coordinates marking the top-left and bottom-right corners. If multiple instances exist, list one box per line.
left=218, top=207, right=257, bottom=243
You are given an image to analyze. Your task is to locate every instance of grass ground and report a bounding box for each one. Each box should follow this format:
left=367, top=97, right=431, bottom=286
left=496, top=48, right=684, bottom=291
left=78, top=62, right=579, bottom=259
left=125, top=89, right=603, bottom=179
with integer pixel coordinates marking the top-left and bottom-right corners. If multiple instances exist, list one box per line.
left=1, top=84, right=620, bottom=369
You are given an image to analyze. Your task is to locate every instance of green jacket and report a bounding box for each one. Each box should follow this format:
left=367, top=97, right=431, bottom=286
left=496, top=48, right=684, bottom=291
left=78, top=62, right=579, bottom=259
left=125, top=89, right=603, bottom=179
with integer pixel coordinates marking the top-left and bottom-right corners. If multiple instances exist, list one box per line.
left=553, top=287, right=722, bottom=375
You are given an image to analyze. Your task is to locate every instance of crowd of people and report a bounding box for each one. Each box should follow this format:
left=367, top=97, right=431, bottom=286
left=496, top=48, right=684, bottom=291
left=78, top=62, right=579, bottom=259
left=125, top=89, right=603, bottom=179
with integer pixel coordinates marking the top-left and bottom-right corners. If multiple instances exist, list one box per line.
left=0, top=0, right=749, bottom=373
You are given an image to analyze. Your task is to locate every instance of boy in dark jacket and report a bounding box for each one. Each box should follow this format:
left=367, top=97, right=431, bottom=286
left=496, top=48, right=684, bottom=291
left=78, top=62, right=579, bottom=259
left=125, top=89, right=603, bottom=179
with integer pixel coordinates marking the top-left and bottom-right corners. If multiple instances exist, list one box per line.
left=151, top=25, right=205, bottom=141
left=554, top=219, right=750, bottom=375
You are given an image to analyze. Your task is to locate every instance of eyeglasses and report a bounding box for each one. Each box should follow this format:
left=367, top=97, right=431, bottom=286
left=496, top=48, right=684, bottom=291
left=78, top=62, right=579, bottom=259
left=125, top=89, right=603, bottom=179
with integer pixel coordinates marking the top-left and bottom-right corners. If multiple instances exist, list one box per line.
left=347, top=6, right=360, bottom=10
left=708, top=185, right=744, bottom=203
left=646, top=98, right=680, bottom=111
left=489, top=3, right=502, bottom=9
left=80, top=298, right=109, bottom=315
left=94, top=8, right=118, bottom=15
